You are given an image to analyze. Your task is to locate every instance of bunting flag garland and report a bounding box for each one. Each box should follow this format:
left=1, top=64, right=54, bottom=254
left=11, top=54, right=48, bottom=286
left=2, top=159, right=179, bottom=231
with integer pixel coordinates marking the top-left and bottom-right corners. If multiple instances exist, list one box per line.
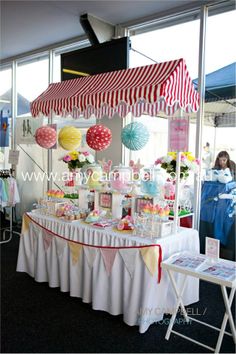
left=100, top=249, right=118, bottom=276
left=23, top=213, right=162, bottom=282
left=83, top=246, right=98, bottom=269
left=22, top=213, right=31, bottom=234
left=119, top=249, right=139, bottom=278
left=55, top=237, right=66, bottom=258
left=140, top=246, right=160, bottom=277
left=68, top=242, right=83, bottom=265
left=42, top=231, right=53, bottom=251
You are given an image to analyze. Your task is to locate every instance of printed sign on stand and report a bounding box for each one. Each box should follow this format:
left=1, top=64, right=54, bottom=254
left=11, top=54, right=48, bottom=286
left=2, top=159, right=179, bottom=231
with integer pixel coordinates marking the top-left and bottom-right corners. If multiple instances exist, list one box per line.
left=205, top=237, right=220, bottom=261
left=168, top=118, right=189, bottom=152
left=8, top=150, right=20, bottom=165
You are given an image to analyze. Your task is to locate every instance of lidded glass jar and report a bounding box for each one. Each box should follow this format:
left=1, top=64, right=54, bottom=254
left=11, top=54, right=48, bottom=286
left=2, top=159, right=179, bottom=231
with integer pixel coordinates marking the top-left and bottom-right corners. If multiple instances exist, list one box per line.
left=140, top=165, right=165, bottom=197
left=110, top=164, right=132, bottom=194
left=83, top=163, right=103, bottom=190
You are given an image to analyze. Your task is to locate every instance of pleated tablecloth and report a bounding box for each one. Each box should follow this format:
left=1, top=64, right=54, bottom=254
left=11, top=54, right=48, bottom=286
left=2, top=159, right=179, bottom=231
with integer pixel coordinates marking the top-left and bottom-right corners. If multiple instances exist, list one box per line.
left=17, top=212, right=199, bottom=333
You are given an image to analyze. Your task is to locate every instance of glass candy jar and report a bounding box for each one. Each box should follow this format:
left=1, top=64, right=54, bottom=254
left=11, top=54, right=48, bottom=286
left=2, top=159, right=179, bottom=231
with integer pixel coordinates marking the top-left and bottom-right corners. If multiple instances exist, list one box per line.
left=110, top=165, right=132, bottom=194
left=141, top=166, right=165, bottom=197
left=83, top=163, right=102, bottom=190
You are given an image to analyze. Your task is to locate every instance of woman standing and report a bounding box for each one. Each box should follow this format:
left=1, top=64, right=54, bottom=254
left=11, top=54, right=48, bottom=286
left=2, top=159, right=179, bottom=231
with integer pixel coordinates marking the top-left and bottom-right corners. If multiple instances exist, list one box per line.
left=213, top=151, right=236, bottom=180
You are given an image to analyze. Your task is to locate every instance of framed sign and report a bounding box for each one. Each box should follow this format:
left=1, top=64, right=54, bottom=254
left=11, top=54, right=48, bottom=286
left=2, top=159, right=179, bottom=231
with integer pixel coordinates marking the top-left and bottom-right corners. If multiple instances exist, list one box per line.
left=16, top=117, right=43, bottom=145
left=99, top=192, right=112, bottom=209
left=135, top=197, right=153, bottom=213
left=8, top=150, right=20, bottom=165
left=205, top=237, right=220, bottom=261
left=168, top=118, right=189, bottom=152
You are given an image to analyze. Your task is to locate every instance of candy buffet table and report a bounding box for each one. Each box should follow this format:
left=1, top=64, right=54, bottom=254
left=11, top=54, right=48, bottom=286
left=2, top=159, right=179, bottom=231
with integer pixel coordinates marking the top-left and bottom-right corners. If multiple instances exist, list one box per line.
left=17, top=212, right=200, bottom=333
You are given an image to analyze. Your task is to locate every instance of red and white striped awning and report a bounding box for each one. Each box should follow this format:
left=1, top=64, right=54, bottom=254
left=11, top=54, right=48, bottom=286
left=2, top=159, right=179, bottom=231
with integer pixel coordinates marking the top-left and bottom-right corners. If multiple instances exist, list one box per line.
left=31, top=58, right=199, bottom=118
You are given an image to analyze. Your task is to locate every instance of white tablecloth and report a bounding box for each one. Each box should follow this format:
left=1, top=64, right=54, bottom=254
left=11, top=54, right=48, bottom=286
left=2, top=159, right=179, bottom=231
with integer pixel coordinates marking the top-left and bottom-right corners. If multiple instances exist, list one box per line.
left=17, top=212, right=200, bottom=333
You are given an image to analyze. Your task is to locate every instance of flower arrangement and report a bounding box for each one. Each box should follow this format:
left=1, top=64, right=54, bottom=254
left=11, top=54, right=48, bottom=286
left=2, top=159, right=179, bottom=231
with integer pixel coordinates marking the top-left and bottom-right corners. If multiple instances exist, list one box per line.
left=61, top=150, right=95, bottom=171
left=155, top=152, right=200, bottom=179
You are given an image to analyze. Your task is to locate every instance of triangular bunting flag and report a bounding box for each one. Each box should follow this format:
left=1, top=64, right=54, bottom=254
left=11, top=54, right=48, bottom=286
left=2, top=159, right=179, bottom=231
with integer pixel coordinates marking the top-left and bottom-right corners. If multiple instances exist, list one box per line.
left=83, top=246, right=98, bottom=269
left=22, top=214, right=31, bottom=234
left=140, top=246, right=159, bottom=277
left=55, top=237, right=66, bottom=257
left=119, top=249, right=139, bottom=278
left=100, top=249, right=118, bottom=276
left=31, top=223, right=39, bottom=235
left=42, top=231, right=53, bottom=251
left=68, top=242, right=83, bottom=265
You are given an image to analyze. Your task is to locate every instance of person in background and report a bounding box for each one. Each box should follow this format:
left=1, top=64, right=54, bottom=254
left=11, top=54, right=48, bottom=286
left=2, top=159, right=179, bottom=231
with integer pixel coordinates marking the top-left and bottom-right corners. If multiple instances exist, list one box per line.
left=202, top=142, right=213, bottom=177
left=213, top=151, right=236, bottom=180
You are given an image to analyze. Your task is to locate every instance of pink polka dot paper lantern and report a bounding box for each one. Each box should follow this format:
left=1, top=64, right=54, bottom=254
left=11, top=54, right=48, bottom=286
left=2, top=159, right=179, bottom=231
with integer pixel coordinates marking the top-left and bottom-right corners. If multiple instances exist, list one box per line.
left=35, top=126, right=57, bottom=149
left=86, top=124, right=112, bottom=151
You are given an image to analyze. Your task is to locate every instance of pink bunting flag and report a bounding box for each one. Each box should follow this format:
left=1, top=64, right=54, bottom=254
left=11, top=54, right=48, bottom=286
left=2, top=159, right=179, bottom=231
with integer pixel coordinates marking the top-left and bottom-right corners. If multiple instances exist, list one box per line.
left=42, top=231, right=53, bottom=251
left=100, top=249, right=118, bottom=276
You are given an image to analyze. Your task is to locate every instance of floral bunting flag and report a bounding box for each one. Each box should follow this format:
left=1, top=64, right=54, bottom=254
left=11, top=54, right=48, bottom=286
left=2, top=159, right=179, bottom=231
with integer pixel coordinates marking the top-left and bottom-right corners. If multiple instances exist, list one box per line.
left=83, top=246, right=98, bottom=269
left=140, top=247, right=159, bottom=277
left=68, top=242, right=83, bottom=265
left=22, top=214, right=31, bottom=234
left=55, top=237, right=66, bottom=258
left=100, top=249, right=118, bottom=276
left=119, top=249, right=139, bottom=278
left=42, top=231, right=53, bottom=251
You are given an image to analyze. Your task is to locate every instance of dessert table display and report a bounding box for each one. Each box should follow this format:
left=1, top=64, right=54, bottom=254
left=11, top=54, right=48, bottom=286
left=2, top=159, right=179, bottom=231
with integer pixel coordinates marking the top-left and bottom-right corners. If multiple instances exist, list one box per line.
left=17, top=58, right=201, bottom=333
left=17, top=211, right=199, bottom=333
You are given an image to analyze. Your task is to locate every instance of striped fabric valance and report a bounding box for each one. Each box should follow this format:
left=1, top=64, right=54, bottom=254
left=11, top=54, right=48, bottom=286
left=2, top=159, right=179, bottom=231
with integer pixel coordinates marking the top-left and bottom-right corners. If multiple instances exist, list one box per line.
left=31, top=58, right=199, bottom=118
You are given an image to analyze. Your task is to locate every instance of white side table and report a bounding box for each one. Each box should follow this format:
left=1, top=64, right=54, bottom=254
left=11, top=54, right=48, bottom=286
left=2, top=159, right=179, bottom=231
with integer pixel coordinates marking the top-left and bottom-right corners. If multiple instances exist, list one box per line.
left=161, top=253, right=236, bottom=353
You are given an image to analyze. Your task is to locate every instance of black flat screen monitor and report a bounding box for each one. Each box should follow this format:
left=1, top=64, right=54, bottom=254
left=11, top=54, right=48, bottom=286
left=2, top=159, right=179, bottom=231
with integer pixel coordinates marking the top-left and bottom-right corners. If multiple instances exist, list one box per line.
left=61, top=37, right=130, bottom=81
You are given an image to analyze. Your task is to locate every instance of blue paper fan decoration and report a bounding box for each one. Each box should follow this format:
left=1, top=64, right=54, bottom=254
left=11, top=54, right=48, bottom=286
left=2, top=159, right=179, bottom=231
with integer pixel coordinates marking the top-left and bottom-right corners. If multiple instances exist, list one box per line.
left=121, top=122, right=149, bottom=151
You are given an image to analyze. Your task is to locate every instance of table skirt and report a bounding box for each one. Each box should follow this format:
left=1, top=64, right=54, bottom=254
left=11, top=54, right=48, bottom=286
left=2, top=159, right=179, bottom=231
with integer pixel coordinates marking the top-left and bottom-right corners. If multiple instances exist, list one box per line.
left=16, top=213, right=200, bottom=333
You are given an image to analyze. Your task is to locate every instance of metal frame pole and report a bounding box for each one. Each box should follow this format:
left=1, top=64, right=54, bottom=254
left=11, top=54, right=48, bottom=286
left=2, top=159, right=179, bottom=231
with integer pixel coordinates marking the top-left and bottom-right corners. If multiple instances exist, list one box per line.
left=47, top=50, right=54, bottom=191
left=194, top=5, right=208, bottom=230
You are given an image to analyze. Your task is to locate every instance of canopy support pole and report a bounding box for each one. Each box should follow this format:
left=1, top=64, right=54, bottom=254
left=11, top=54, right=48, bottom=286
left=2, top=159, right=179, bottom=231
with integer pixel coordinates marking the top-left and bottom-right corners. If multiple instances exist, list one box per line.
left=194, top=5, right=208, bottom=230
left=47, top=50, right=54, bottom=191
left=173, top=151, right=181, bottom=234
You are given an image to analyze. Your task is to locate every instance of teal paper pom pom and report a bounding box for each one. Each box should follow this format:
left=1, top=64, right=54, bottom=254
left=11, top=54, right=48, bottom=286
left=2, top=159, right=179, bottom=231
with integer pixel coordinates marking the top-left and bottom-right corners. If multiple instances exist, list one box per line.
left=121, top=122, right=149, bottom=151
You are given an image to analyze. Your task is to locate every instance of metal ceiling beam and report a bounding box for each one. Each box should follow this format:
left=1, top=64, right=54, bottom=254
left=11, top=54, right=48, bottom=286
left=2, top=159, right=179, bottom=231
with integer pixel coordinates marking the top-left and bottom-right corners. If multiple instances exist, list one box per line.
left=122, top=0, right=234, bottom=33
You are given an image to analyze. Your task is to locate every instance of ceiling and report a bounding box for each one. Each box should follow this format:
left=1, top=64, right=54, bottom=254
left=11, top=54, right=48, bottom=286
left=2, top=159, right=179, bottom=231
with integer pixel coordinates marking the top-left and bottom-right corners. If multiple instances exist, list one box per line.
left=0, top=0, right=221, bottom=62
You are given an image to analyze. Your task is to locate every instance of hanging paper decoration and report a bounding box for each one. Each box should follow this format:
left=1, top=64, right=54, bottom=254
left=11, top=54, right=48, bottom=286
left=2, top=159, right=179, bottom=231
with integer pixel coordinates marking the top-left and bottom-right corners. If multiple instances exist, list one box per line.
left=121, top=122, right=149, bottom=151
left=58, top=126, right=82, bottom=151
left=86, top=124, right=112, bottom=151
left=35, top=126, right=57, bottom=149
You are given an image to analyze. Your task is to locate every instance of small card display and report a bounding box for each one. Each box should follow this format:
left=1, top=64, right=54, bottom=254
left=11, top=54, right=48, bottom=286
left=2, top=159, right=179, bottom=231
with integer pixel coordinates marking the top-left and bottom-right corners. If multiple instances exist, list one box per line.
left=99, top=192, right=112, bottom=209
left=171, top=255, right=206, bottom=270
left=202, top=263, right=236, bottom=280
left=205, top=237, right=220, bottom=260
left=135, top=197, right=153, bottom=213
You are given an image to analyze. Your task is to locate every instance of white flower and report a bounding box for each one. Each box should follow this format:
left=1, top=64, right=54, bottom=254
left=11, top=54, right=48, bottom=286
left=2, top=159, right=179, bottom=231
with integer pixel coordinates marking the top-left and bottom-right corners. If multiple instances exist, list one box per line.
left=87, top=155, right=95, bottom=163
left=164, top=155, right=172, bottom=163
left=184, top=159, right=191, bottom=168
left=79, top=154, right=86, bottom=162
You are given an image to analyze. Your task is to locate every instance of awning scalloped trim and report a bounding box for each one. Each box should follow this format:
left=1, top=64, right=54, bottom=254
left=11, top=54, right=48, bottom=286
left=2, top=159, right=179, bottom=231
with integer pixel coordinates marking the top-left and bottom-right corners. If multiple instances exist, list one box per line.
left=34, top=98, right=198, bottom=119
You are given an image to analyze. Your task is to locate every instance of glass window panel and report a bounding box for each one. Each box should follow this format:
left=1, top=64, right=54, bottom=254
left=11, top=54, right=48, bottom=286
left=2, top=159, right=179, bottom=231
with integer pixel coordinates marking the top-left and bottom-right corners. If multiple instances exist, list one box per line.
left=0, top=66, right=12, bottom=116
left=130, top=19, right=200, bottom=79
left=205, top=10, right=236, bottom=163
left=16, top=55, right=49, bottom=116
left=128, top=19, right=200, bottom=165
left=0, top=66, right=12, bottom=170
